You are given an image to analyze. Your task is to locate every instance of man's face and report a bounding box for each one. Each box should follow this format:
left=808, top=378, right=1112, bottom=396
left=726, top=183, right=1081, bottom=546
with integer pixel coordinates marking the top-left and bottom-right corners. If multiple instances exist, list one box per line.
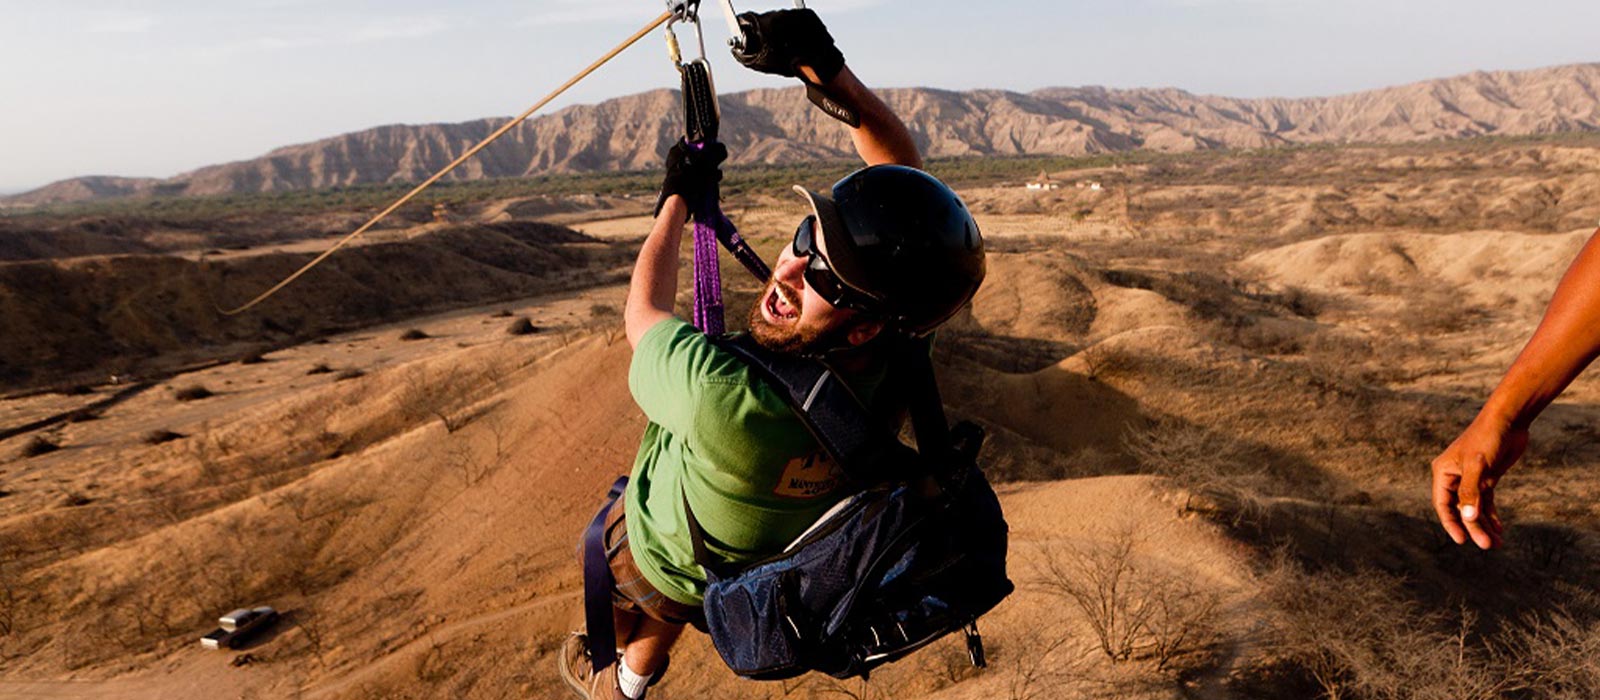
left=747, top=229, right=877, bottom=355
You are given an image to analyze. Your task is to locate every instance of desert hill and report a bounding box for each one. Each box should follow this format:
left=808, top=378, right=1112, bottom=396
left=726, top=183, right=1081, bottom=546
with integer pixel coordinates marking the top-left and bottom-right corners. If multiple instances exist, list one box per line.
left=10, top=62, right=1600, bottom=206
left=4, top=130, right=1600, bottom=697
left=0, top=221, right=631, bottom=390
left=4, top=205, right=1597, bottom=697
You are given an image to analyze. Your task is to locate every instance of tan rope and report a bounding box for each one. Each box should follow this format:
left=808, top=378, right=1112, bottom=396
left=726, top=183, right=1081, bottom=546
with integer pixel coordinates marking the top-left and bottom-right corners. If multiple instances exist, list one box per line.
left=220, top=10, right=674, bottom=315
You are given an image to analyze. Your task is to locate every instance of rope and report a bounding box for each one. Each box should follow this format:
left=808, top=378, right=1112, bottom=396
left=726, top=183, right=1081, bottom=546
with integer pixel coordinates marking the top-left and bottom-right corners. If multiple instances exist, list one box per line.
left=218, top=10, right=674, bottom=315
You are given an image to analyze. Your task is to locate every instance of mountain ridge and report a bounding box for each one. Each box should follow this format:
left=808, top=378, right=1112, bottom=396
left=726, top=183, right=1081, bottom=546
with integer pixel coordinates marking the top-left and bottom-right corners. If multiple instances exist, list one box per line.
left=10, top=62, right=1600, bottom=206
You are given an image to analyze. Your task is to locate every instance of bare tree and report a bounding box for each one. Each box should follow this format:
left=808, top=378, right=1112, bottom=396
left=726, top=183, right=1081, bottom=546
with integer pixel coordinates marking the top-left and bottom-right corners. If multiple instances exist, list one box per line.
left=1032, top=525, right=1222, bottom=672
left=1034, top=530, right=1152, bottom=662
left=299, top=608, right=329, bottom=669
left=399, top=366, right=475, bottom=433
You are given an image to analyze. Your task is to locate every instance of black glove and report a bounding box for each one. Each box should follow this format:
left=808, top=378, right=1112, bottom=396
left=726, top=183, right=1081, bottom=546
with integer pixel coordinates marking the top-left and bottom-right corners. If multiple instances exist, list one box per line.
left=733, top=9, right=845, bottom=84
left=656, top=140, right=727, bottom=215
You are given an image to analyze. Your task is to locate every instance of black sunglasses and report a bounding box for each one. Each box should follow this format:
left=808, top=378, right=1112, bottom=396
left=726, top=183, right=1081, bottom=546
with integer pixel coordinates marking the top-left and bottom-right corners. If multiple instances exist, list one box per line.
left=791, top=216, right=881, bottom=313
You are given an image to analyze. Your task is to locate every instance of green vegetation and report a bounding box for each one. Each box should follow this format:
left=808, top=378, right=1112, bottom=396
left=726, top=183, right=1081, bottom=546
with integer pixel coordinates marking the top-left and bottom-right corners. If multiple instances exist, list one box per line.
left=0, top=153, right=1151, bottom=224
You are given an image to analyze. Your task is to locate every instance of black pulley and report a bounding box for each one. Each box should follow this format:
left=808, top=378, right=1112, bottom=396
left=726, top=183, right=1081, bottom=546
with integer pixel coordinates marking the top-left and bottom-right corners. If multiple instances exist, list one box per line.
left=681, top=60, right=720, bottom=143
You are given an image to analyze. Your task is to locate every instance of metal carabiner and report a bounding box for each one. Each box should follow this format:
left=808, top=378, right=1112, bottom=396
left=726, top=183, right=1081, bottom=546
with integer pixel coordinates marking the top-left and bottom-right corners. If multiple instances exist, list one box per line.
left=664, top=0, right=709, bottom=68
left=665, top=0, right=701, bottom=24
left=717, top=0, right=806, bottom=52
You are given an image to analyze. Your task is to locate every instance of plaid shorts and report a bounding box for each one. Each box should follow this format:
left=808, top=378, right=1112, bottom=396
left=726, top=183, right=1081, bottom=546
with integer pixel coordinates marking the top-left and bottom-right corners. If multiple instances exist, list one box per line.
left=586, top=499, right=705, bottom=627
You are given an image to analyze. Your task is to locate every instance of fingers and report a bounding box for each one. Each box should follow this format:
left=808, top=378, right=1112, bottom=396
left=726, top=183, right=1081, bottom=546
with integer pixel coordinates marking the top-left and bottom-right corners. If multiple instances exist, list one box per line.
left=1431, top=462, right=1467, bottom=545
left=1481, top=487, right=1504, bottom=548
left=1458, top=454, right=1500, bottom=550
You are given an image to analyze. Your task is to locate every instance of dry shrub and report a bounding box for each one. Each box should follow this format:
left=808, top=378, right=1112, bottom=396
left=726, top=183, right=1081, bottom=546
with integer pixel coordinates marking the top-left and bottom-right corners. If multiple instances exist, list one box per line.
left=174, top=384, right=213, bottom=401
left=506, top=317, right=540, bottom=336
left=1261, top=557, right=1521, bottom=700
left=65, top=410, right=100, bottom=423
left=1510, top=612, right=1600, bottom=697
left=1077, top=341, right=1137, bottom=381
left=397, top=364, right=492, bottom=433
left=141, top=429, right=184, bottom=445
left=444, top=416, right=511, bottom=488
left=1395, top=288, right=1484, bottom=335
left=1032, top=525, right=1221, bottom=672
left=589, top=303, right=619, bottom=318
left=20, top=436, right=60, bottom=458
left=1124, top=420, right=1271, bottom=521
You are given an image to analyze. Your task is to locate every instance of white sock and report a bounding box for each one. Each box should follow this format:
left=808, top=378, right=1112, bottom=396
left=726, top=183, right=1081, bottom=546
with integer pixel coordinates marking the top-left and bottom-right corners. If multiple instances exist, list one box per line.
left=617, top=659, right=652, bottom=700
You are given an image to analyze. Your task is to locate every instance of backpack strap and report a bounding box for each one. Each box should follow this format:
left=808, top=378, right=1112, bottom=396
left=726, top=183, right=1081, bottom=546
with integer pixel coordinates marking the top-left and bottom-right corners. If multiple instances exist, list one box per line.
left=581, top=476, right=629, bottom=673
left=710, top=333, right=902, bottom=478
left=682, top=488, right=741, bottom=581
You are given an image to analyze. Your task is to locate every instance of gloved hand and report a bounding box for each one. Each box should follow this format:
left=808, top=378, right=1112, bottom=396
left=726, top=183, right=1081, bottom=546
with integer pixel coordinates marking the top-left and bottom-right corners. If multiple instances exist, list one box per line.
left=733, top=9, right=846, bottom=84
left=655, top=139, right=728, bottom=216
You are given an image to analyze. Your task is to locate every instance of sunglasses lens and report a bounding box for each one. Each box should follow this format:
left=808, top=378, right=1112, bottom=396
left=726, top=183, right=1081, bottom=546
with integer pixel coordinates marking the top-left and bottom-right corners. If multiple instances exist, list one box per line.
left=791, top=216, right=816, bottom=257
left=790, top=214, right=877, bottom=313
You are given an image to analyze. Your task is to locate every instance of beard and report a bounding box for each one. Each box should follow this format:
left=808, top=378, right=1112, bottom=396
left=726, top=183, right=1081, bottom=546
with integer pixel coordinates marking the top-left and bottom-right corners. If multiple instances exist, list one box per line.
left=747, top=278, right=855, bottom=356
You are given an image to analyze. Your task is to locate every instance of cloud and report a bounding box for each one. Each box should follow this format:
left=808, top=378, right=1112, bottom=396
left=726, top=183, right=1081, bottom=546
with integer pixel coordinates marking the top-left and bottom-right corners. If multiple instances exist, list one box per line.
left=350, top=17, right=450, bottom=43
left=86, top=14, right=157, bottom=34
left=518, top=4, right=642, bottom=28
left=517, top=0, right=888, bottom=28
left=198, top=15, right=450, bottom=57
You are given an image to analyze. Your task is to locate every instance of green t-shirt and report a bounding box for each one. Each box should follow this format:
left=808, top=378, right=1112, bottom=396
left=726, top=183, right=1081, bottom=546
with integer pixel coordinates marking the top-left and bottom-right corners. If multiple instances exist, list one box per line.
left=625, top=317, right=883, bottom=606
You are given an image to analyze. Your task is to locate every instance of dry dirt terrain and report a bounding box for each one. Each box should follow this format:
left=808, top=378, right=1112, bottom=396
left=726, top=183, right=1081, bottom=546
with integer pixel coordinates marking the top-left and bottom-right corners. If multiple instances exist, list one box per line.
left=3, top=139, right=1600, bottom=699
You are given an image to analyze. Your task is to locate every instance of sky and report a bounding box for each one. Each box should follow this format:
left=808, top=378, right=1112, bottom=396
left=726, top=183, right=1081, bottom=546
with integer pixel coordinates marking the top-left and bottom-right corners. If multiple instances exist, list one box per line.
left=2, top=0, right=1597, bottom=193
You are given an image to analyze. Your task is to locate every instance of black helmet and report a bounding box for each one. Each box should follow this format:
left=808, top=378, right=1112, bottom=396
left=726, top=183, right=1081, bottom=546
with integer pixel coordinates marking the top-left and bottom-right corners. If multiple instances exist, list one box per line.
left=793, top=165, right=986, bottom=336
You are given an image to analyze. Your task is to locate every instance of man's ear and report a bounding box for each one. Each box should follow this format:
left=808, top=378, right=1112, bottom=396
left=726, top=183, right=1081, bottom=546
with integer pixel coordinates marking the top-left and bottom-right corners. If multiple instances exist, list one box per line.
left=846, top=318, right=884, bottom=347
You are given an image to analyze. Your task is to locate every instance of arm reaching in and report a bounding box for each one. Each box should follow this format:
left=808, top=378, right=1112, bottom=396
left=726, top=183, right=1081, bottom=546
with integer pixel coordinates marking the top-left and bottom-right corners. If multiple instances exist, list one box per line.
left=1432, top=229, right=1600, bottom=549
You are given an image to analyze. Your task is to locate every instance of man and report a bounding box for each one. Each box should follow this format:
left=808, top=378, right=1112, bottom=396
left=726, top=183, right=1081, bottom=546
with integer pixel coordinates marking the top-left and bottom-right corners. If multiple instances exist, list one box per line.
left=558, top=9, right=985, bottom=700
left=1432, top=227, right=1600, bottom=550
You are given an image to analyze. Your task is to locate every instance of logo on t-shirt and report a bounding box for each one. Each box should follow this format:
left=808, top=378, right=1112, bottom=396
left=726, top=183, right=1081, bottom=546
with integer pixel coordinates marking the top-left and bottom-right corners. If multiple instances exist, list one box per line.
left=773, top=451, right=844, bottom=499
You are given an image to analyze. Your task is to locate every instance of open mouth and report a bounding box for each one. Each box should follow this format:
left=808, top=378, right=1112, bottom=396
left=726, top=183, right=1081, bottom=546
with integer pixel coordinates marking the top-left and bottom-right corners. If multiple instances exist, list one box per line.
left=764, top=285, right=799, bottom=325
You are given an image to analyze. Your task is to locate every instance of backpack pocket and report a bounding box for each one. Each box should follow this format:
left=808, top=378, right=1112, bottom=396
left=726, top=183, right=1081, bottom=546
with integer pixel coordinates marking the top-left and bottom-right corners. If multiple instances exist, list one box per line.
left=703, top=568, right=809, bottom=680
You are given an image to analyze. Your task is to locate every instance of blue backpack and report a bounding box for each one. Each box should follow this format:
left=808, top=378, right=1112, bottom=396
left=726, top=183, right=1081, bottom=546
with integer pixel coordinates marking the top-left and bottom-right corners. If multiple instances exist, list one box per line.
left=684, top=334, right=1014, bottom=680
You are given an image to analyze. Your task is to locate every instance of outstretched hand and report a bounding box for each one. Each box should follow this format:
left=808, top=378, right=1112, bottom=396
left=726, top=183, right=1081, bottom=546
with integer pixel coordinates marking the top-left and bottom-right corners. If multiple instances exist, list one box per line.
left=1431, top=415, right=1528, bottom=549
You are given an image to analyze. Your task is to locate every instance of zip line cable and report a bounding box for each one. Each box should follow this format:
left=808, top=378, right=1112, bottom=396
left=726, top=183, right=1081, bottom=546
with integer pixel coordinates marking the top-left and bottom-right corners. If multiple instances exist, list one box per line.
left=219, top=10, right=674, bottom=315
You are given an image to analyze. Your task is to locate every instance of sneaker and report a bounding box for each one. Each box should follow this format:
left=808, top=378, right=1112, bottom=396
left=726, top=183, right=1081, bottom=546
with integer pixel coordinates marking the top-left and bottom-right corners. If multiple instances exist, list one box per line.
left=557, top=633, right=668, bottom=700
left=558, top=633, right=627, bottom=700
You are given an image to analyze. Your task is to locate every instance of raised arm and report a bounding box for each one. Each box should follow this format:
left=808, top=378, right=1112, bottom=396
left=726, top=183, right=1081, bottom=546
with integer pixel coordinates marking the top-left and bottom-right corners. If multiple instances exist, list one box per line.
left=1432, top=229, right=1600, bottom=549
left=625, top=143, right=727, bottom=347
left=801, top=64, right=921, bottom=169
left=736, top=9, right=922, bottom=169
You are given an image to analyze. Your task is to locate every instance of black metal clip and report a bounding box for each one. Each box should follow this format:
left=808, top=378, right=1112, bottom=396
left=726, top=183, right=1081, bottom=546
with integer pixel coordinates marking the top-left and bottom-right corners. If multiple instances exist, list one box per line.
left=965, top=620, right=986, bottom=668
left=666, top=4, right=720, bottom=143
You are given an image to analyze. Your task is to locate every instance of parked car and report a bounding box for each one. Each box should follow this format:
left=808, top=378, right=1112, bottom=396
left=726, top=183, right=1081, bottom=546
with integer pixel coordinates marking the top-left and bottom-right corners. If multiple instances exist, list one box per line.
left=200, top=606, right=278, bottom=650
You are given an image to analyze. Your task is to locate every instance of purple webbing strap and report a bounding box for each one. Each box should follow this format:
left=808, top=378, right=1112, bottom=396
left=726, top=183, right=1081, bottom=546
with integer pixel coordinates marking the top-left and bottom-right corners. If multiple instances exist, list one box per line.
left=686, top=141, right=772, bottom=334
left=691, top=211, right=724, bottom=334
